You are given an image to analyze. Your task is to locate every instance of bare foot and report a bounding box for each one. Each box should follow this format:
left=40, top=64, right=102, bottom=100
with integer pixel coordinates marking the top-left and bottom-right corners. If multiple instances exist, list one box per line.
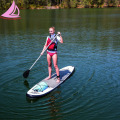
left=45, top=76, right=51, bottom=80
left=56, top=78, right=60, bottom=83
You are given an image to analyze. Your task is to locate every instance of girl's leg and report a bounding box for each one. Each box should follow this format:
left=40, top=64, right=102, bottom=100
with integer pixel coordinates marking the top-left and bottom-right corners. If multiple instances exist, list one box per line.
left=46, top=53, right=52, bottom=80
left=52, top=54, right=60, bottom=82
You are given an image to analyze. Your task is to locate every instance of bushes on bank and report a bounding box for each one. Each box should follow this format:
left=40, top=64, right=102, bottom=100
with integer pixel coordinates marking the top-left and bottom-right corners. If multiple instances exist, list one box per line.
left=0, top=0, right=120, bottom=10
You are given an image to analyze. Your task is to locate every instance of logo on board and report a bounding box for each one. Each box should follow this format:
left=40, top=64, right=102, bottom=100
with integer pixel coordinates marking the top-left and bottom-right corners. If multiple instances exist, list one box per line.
left=0, top=0, right=21, bottom=20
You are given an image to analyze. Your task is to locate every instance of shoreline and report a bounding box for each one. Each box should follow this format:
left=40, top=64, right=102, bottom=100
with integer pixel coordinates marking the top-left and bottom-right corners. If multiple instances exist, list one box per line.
left=26, top=4, right=120, bottom=10
left=0, top=5, right=120, bottom=10
left=0, top=0, right=120, bottom=10
left=22, top=6, right=120, bottom=10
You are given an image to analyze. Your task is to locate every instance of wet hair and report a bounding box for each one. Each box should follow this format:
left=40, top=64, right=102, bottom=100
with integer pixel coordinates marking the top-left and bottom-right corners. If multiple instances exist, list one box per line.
left=49, top=27, right=55, bottom=31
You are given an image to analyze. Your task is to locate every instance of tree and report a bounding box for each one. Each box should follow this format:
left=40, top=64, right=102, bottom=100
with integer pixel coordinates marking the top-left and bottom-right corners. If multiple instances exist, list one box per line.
left=70, top=0, right=78, bottom=8
left=0, top=0, right=120, bottom=10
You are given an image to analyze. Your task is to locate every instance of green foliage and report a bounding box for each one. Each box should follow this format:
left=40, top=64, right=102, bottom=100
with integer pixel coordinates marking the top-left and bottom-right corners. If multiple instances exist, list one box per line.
left=63, top=0, right=70, bottom=8
left=92, top=0, right=104, bottom=8
left=0, top=0, right=6, bottom=9
left=29, top=4, right=36, bottom=9
left=6, top=3, right=10, bottom=9
left=81, top=0, right=90, bottom=8
left=47, top=2, right=52, bottom=7
left=0, top=0, right=120, bottom=10
left=70, top=0, right=78, bottom=8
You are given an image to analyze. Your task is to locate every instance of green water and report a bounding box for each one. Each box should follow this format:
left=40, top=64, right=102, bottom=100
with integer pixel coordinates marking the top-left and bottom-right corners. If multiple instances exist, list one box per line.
left=0, top=8, right=120, bottom=120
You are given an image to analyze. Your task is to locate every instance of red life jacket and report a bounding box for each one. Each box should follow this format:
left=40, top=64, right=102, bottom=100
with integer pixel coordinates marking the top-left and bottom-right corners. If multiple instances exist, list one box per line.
left=47, top=36, right=57, bottom=51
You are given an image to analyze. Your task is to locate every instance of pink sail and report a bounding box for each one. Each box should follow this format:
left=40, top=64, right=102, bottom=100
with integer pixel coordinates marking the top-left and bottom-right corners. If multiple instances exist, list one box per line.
left=1, top=0, right=20, bottom=18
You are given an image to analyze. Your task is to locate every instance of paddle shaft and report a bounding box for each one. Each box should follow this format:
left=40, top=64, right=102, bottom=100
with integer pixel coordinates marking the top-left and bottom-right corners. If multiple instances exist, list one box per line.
left=29, top=34, right=59, bottom=70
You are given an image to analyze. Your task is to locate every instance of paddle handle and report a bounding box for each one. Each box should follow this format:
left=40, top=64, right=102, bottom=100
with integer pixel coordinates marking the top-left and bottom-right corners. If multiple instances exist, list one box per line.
left=29, top=34, right=59, bottom=70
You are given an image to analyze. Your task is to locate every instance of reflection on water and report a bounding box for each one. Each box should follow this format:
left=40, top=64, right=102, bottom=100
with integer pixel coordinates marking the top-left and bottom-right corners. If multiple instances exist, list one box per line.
left=24, top=80, right=30, bottom=89
left=0, top=8, right=120, bottom=120
left=47, top=90, right=62, bottom=119
left=26, top=86, right=62, bottom=120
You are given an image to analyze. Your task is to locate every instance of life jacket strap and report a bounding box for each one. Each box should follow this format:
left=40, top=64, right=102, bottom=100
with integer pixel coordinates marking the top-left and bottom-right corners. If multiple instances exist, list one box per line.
left=47, top=34, right=57, bottom=51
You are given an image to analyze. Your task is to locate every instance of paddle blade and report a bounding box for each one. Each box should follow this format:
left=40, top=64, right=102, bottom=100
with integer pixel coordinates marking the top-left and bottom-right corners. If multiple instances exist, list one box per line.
left=23, top=70, right=30, bottom=78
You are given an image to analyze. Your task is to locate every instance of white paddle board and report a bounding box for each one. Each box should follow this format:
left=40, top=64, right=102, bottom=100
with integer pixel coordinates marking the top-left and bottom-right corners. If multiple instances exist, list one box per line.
left=26, top=66, right=75, bottom=98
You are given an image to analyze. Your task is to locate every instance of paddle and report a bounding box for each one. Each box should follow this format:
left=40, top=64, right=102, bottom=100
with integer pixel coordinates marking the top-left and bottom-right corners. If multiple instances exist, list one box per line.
left=23, top=34, right=59, bottom=78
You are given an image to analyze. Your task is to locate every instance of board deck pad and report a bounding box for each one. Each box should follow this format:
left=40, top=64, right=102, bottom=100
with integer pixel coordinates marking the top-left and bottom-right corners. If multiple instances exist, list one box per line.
left=26, top=66, right=75, bottom=98
left=44, top=69, right=71, bottom=87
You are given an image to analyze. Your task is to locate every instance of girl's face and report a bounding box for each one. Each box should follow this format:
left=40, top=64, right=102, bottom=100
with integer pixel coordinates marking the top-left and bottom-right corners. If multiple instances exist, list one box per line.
left=49, top=28, right=55, bottom=34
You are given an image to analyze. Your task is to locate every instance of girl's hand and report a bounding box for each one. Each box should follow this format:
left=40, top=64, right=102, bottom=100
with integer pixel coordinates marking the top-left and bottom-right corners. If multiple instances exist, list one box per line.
left=41, top=52, right=44, bottom=55
left=57, top=32, right=61, bottom=36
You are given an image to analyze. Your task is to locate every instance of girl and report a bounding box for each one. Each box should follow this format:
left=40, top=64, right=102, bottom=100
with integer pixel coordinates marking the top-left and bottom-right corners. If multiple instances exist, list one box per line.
left=41, top=27, right=63, bottom=82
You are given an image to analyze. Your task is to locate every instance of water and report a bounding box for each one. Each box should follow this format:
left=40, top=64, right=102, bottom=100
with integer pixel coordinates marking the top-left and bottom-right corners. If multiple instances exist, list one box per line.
left=0, top=8, right=120, bottom=120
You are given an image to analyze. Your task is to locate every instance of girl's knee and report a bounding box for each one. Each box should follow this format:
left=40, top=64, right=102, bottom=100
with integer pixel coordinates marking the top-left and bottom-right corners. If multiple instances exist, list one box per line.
left=54, top=64, right=58, bottom=69
left=48, top=62, right=52, bottom=67
left=48, top=65, right=52, bottom=68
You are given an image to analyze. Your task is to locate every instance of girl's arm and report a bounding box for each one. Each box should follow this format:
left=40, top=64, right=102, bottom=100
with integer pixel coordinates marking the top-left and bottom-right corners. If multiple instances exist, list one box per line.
left=58, top=32, right=63, bottom=43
